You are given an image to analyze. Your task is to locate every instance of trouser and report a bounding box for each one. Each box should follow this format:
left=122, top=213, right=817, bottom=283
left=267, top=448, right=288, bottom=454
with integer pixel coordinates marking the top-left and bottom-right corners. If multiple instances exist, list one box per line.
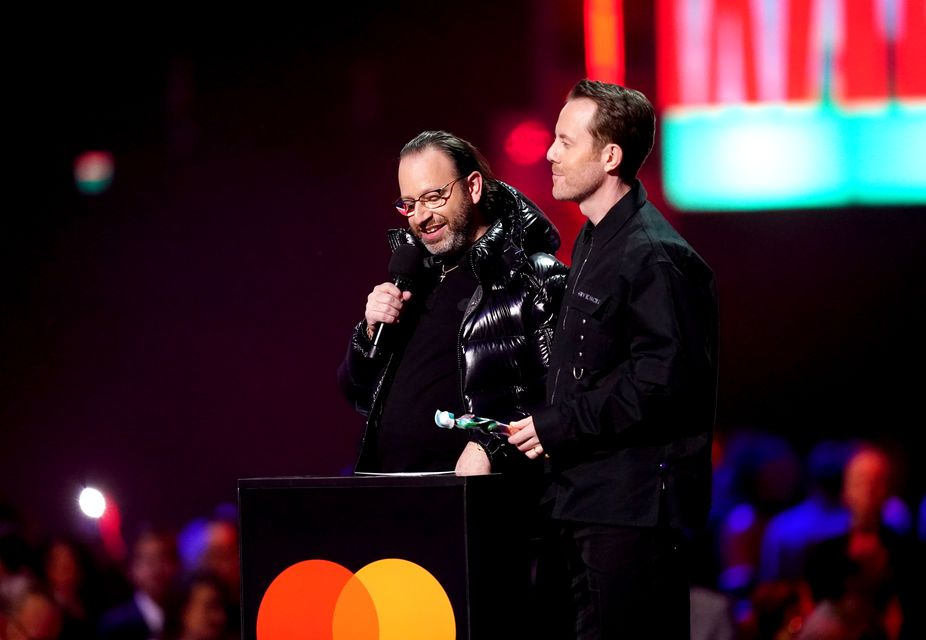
left=554, top=520, right=691, bottom=639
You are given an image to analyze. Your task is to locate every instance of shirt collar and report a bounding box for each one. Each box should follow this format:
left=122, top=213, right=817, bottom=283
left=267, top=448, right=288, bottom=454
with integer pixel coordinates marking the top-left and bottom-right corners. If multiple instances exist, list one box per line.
left=134, top=591, right=164, bottom=635
left=582, top=180, right=648, bottom=244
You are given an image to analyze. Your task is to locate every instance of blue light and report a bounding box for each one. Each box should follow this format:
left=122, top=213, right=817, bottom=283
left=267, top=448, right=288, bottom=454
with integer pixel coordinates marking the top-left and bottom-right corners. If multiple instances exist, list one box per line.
left=663, top=102, right=926, bottom=211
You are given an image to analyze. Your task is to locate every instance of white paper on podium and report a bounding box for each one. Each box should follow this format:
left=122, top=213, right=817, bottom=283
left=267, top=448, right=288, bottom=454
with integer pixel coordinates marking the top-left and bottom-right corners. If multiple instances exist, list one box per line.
left=353, top=471, right=457, bottom=477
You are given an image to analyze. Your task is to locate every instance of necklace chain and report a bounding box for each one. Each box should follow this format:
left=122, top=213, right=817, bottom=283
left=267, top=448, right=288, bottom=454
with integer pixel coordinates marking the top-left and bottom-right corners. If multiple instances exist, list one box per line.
left=439, top=262, right=460, bottom=282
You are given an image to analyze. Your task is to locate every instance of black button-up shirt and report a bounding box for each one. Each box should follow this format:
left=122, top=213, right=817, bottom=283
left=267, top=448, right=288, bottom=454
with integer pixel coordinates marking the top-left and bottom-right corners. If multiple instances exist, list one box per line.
left=534, top=182, right=718, bottom=528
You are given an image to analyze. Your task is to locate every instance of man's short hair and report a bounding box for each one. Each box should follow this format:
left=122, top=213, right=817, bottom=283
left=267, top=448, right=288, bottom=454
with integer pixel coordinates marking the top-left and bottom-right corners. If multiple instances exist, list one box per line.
left=400, top=130, right=504, bottom=221
left=130, top=526, right=178, bottom=560
left=568, top=79, right=656, bottom=183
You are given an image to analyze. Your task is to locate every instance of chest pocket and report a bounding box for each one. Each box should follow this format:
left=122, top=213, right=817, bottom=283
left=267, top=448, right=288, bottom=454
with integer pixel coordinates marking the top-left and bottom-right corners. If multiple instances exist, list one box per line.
left=566, top=289, right=612, bottom=320
left=564, top=290, right=616, bottom=377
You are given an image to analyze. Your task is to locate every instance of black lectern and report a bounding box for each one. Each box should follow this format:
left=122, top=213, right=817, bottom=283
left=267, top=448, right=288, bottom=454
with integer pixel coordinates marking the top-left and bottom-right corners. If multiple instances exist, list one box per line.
left=238, top=474, right=533, bottom=639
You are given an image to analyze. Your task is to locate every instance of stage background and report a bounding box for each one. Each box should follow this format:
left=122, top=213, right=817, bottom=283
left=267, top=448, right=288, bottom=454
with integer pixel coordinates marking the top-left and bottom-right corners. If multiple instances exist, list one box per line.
left=2, top=1, right=923, bottom=538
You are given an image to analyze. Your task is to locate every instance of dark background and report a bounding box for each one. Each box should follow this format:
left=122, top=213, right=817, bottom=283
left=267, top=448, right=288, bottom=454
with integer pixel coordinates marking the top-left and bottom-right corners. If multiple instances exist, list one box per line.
left=3, top=2, right=924, bottom=540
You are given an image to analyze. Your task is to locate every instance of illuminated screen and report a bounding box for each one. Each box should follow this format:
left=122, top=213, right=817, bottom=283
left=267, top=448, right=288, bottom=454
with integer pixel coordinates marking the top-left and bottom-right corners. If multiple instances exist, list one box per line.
left=656, top=0, right=926, bottom=211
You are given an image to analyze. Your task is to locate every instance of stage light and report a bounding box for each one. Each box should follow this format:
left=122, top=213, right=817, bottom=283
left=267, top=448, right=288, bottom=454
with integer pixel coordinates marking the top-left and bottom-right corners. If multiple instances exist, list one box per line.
left=655, top=0, right=926, bottom=210
left=584, top=0, right=624, bottom=84
left=78, top=487, right=106, bottom=519
left=504, top=120, right=551, bottom=166
left=74, top=151, right=115, bottom=195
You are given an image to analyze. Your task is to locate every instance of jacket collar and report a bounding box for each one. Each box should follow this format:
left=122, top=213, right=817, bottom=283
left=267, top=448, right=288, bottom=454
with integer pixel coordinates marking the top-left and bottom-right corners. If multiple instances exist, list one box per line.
left=387, top=181, right=560, bottom=283
left=582, top=180, right=648, bottom=245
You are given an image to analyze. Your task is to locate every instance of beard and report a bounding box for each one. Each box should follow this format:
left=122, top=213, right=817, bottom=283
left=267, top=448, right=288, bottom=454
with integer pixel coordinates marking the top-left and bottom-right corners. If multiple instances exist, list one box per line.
left=552, top=163, right=606, bottom=204
left=414, top=197, right=480, bottom=258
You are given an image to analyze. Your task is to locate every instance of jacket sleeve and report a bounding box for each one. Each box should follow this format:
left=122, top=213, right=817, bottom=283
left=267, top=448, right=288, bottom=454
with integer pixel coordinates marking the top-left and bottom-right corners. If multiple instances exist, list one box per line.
left=469, top=253, right=568, bottom=470
left=336, top=320, right=388, bottom=417
left=534, top=260, right=717, bottom=452
left=524, top=252, right=569, bottom=403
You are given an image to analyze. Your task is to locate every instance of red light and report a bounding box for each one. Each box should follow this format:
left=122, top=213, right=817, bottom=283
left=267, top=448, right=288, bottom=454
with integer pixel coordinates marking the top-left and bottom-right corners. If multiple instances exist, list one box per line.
left=98, top=493, right=126, bottom=561
left=504, top=120, right=551, bottom=166
left=584, top=0, right=624, bottom=84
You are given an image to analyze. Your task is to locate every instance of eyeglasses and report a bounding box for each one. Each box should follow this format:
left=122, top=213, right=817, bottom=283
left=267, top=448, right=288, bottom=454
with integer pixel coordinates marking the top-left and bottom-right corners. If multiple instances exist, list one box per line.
left=393, top=176, right=464, bottom=216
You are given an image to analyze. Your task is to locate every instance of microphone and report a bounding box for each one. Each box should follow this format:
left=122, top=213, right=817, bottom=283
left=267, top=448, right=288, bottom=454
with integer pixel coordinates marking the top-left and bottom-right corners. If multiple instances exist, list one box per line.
left=369, top=244, right=425, bottom=358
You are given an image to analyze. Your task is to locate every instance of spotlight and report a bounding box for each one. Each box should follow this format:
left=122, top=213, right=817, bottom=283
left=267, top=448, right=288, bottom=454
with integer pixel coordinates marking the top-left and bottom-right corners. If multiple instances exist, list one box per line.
left=78, top=487, right=106, bottom=519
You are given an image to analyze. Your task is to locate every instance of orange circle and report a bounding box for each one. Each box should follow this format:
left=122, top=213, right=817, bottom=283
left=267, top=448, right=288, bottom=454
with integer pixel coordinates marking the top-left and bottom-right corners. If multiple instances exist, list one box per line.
left=332, top=572, right=379, bottom=640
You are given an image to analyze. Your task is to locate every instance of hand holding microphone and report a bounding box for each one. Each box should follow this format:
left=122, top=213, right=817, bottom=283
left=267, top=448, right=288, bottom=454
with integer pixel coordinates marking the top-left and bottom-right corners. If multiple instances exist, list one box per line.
left=365, top=283, right=411, bottom=333
left=366, top=244, right=424, bottom=358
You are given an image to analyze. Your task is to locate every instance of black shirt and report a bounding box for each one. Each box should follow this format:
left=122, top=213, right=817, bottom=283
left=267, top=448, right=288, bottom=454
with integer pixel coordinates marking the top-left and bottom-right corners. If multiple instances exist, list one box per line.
left=532, top=181, right=718, bottom=527
left=376, top=260, right=478, bottom=472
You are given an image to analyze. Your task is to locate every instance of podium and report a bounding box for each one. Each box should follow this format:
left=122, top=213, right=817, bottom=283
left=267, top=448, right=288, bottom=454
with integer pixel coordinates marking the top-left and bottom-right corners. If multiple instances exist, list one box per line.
left=238, top=474, right=534, bottom=639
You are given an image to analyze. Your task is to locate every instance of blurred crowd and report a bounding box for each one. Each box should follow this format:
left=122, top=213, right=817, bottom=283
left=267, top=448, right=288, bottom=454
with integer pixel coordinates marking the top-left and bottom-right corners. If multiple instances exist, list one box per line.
left=0, top=506, right=240, bottom=640
left=2, top=430, right=925, bottom=640
left=690, top=430, right=926, bottom=640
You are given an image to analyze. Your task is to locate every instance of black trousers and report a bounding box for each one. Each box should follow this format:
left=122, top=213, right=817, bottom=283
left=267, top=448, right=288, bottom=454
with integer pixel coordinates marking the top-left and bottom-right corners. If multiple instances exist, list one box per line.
left=536, top=520, right=691, bottom=640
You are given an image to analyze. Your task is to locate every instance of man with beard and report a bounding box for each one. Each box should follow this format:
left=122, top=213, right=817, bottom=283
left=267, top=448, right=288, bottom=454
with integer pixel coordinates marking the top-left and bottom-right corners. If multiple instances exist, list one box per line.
left=338, top=130, right=567, bottom=475
left=508, top=80, right=719, bottom=638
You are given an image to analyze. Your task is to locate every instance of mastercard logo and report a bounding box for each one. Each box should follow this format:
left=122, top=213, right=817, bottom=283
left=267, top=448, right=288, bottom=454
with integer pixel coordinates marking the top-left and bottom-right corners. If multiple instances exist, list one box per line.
left=256, top=558, right=455, bottom=640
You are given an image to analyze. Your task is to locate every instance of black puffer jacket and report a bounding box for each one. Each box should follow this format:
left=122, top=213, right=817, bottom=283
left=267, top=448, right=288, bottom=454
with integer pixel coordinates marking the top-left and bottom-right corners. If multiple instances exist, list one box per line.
left=338, top=181, right=567, bottom=472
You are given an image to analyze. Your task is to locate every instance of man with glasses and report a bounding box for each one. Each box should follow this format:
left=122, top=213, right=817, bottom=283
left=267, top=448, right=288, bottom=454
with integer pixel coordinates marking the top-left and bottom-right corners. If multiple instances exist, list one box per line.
left=338, top=130, right=567, bottom=475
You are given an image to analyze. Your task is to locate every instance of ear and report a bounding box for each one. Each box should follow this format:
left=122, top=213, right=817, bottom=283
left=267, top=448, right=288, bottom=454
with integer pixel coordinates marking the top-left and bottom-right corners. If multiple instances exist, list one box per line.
left=466, top=171, right=484, bottom=205
left=602, top=144, right=622, bottom=173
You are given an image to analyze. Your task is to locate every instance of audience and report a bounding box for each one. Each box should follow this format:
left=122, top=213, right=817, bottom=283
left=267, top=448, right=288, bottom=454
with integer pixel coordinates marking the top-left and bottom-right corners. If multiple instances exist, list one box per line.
left=0, top=529, right=37, bottom=611
left=800, top=445, right=924, bottom=639
left=1, top=429, right=923, bottom=640
left=98, top=527, right=180, bottom=640
left=758, top=439, right=856, bottom=583
left=40, top=537, right=106, bottom=639
left=177, top=508, right=240, bottom=638
left=160, top=572, right=235, bottom=640
left=0, top=581, right=63, bottom=640
left=710, top=429, right=803, bottom=621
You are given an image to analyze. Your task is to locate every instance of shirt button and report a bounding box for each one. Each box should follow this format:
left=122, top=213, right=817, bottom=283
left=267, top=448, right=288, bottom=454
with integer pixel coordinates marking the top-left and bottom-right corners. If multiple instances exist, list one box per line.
left=581, top=318, right=587, bottom=325
left=578, top=351, right=583, bottom=358
left=579, top=335, right=585, bottom=341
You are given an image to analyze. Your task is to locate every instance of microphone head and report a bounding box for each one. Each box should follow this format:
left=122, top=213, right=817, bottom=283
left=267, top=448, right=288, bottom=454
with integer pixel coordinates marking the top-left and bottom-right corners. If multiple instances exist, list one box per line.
left=388, top=244, right=425, bottom=282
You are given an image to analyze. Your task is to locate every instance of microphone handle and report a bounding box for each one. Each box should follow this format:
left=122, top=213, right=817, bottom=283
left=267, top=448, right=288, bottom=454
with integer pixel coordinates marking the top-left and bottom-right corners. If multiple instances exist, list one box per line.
left=368, top=275, right=414, bottom=359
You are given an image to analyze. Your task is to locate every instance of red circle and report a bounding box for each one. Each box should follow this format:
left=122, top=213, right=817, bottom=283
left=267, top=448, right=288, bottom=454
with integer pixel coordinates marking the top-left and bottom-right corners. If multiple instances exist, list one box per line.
left=257, top=560, right=377, bottom=640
